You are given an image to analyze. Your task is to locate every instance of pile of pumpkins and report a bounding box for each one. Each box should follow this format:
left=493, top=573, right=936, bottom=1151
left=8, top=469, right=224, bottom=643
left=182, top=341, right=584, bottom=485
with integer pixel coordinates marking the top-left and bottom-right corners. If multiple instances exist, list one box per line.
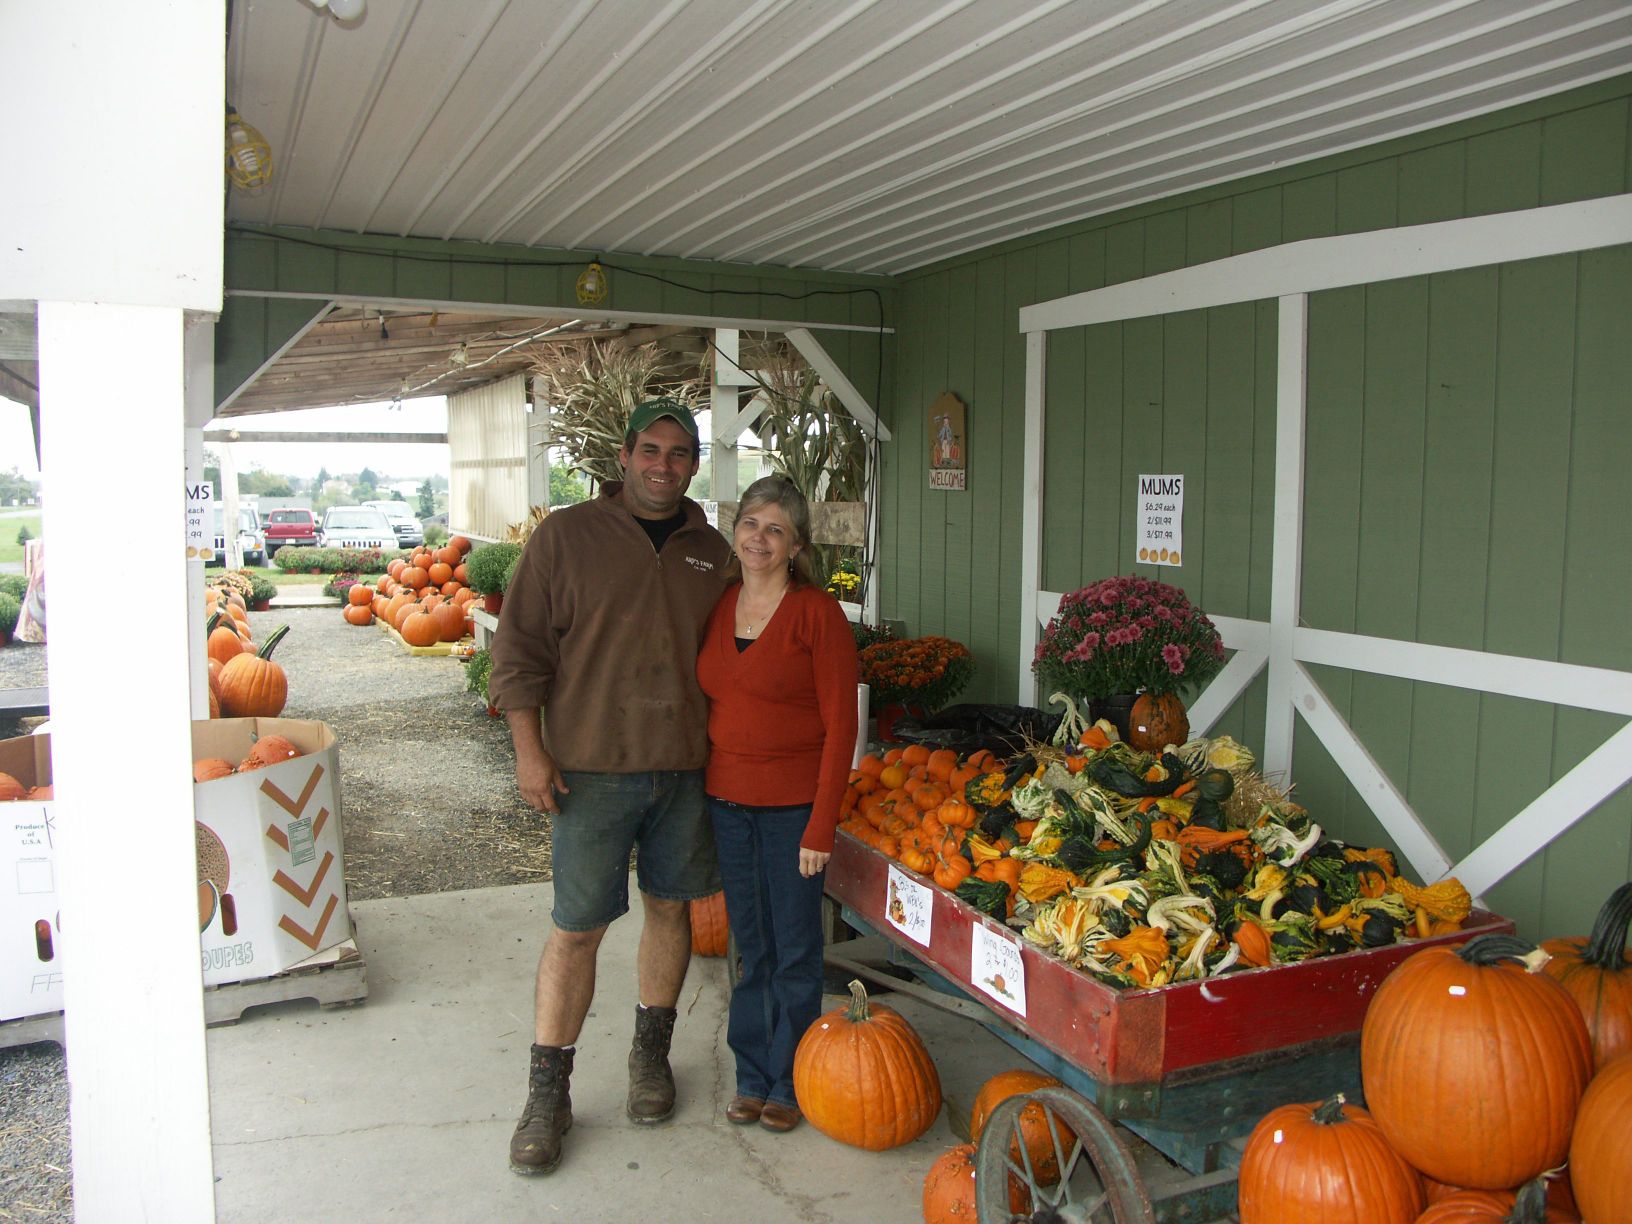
left=1237, top=882, right=1632, bottom=1223
left=343, top=535, right=477, bottom=648
left=205, top=585, right=289, bottom=718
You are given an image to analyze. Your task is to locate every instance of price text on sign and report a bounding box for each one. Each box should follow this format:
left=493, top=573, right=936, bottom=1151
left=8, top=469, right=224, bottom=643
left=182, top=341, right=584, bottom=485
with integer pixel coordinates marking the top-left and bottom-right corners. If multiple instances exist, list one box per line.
left=1137, top=473, right=1184, bottom=567
left=884, top=865, right=933, bottom=946
left=185, top=479, right=214, bottom=559
left=970, top=922, right=1027, bottom=1016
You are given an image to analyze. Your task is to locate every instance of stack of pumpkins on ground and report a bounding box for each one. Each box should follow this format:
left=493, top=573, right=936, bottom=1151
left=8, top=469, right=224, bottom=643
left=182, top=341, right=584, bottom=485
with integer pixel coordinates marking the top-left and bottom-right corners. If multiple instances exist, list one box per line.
left=1237, top=884, right=1632, bottom=1224
left=205, top=584, right=289, bottom=719
left=342, top=535, right=477, bottom=648
left=191, top=734, right=303, bottom=783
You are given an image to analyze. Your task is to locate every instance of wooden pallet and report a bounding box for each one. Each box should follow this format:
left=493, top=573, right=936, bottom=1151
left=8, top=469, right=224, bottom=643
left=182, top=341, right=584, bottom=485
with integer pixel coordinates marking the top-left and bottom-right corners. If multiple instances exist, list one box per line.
left=0, top=937, right=369, bottom=1050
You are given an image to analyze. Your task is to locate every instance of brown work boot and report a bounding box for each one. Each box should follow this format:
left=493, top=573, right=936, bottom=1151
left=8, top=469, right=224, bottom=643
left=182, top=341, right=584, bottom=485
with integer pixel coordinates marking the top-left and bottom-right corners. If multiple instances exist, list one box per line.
left=626, top=1004, right=678, bottom=1124
left=509, top=1044, right=573, bottom=1175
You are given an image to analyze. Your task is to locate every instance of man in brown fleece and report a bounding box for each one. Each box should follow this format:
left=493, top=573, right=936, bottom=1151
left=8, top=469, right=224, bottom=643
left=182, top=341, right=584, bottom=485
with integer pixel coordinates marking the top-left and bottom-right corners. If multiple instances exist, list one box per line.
left=488, top=397, right=730, bottom=1175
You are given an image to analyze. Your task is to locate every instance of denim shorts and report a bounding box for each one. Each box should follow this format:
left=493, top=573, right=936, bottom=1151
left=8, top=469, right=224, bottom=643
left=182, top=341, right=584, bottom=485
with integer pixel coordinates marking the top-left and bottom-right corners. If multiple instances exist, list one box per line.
left=549, top=769, right=720, bottom=932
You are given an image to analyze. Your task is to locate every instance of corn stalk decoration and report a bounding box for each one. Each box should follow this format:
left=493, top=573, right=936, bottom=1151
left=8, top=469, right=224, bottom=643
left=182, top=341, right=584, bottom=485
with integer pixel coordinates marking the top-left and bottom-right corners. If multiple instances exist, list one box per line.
left=739, top=347, right=870, bottom=589
left=527, top=339, right=706, bottom=487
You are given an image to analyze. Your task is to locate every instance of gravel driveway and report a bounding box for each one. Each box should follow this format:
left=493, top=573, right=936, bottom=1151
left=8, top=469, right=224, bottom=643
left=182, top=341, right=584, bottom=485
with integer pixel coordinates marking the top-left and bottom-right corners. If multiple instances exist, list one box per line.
left=0, top=599, right=549, bottom=1219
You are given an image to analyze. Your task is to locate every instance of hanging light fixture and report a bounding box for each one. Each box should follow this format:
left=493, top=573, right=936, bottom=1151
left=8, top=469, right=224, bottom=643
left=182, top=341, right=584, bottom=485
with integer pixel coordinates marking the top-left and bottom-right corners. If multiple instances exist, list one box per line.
left=575, top=260, right=608, bottom=306
left=310, top=0, right=366, bottom=21
left=225, top=108, right=273, bottom=192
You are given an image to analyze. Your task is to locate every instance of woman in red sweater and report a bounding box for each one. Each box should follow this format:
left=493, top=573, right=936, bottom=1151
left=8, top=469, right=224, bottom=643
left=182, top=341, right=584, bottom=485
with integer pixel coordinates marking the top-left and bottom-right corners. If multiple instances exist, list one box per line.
left=696, top=475, right=858, bottom=1133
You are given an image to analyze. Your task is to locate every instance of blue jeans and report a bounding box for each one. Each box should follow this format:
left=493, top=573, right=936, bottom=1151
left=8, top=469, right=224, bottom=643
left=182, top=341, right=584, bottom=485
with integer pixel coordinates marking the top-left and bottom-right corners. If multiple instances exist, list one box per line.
left=708, top=797, right=826, bottom=1109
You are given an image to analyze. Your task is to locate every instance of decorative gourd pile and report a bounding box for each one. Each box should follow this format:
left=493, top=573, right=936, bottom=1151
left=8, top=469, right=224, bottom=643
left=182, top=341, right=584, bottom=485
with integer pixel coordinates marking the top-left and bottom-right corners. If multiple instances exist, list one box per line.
left=346, top=536, right=477, bottom=648
left=838, top=720, right=1472, bottom=990
left=1237, top=887, right=1632, bottom=1223
left=204, top=586, right=290, bottom=718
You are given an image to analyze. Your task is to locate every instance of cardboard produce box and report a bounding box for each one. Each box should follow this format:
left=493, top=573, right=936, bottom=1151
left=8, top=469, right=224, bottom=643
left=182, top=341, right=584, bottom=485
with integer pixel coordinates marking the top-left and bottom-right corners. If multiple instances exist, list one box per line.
left=1, top=719, right=354, bottom=1021
left=0, top=734, right=61, bottom=1023
left=192, top=718, right=353, bottom=987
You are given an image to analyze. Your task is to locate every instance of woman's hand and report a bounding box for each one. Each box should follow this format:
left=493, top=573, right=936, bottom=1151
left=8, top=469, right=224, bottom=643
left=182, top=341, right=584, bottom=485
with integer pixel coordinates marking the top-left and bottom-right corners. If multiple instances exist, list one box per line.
left=799, top=848, right=830, bottom=878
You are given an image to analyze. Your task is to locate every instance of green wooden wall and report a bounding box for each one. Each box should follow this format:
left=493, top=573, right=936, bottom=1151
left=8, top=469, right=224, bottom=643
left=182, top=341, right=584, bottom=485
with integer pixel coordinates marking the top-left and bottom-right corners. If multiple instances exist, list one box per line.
left=218, top=226, right=893, bottom=418
left=884, top=76, right=1632, bottom=938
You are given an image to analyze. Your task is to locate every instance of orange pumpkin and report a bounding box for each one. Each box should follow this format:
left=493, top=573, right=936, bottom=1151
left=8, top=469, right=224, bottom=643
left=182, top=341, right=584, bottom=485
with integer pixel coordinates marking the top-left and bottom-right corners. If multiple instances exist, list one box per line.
left=1127, top=691, right=1189, bottom=753
left=343, top=604, right=374, bottom=626
left=1361, top=934, right=1592, bottom=1189
left=236, top=733, right=301, bottom=773
left=792, top=979, right=941, bottom=1150
left=921, top=1142, right=1029, bottom=1222
left=217, top=625, right=291, bottom=719
left=1569, top=1051, right=1632, bottom=1224
left=192, top=758, right=235, bottom=783
left=400, top=609, right=441, bottom=647
left=400, top=566, right=428, bottom=590
left=969, top=1070, right=1072, bottom=1184
left=448, top=535, right=471, bottom=554
left=1237, top=1093, right=1423, bottom=1223
left=1541, top=882, right=1632, bottom=1068
left=689, top=891, right=729, bottom=957
left=431, top=602, right=466, bottom=642
left=206, top=612, right=245, bottom=667
left=1415, top=1178, right=1577, bottom=1223
left=347, top=584, right=373, bottom=607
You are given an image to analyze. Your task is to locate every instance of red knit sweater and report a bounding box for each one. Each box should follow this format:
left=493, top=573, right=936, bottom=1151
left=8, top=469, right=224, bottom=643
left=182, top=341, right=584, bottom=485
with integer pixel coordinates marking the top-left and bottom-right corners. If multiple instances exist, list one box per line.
left=696, top=584, right=859, bottom=852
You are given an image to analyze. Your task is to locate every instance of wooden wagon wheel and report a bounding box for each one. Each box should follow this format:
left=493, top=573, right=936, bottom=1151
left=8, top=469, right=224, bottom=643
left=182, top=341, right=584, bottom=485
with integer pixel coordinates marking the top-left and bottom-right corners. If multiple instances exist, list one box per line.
left=974, top=1086, right=1154, bottom=1224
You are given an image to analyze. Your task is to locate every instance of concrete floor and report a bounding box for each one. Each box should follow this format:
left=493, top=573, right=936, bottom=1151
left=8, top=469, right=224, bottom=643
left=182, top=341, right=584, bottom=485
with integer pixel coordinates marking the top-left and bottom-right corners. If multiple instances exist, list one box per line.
left=204, top=880, right=1041, bottom=1223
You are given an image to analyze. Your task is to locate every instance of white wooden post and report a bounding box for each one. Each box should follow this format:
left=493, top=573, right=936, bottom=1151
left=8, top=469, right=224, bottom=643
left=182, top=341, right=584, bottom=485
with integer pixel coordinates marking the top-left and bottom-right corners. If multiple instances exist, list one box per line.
left=1262, top=295, right=1308, bottom=778
left=219, top=442, right=243, bottom=569
left=1017, top=330, right=1046, bottom=705
left=40, top=303, right=216, bottom=1219
left=184, top=314, right=215, bottom=718
left=711, top=328, right=749, bottom=503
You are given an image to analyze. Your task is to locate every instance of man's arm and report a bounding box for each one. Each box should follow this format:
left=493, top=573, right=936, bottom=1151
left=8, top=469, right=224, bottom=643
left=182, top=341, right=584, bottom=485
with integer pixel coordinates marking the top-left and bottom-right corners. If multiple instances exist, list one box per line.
left=505, top=706, right=570, bottom=815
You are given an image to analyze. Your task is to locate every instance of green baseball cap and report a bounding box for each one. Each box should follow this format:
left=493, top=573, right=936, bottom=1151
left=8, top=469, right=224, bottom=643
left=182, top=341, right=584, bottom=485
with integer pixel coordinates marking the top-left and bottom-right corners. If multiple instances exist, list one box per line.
left=626, top=396, right=699, bottom=439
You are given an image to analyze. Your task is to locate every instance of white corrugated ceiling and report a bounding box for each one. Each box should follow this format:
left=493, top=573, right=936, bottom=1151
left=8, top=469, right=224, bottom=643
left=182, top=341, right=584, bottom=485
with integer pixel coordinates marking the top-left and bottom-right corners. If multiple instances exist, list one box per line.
left=226, top=0, right=1632, bottom=278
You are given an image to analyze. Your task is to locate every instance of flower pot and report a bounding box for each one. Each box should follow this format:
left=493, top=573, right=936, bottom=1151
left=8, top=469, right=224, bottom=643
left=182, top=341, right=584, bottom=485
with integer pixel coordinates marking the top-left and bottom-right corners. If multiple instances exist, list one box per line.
left=1088, top=693, right=1138, bottom=744
left=482, top=592, right=503, bottom=615
left=875, top=703, right=925, bottom=744
left=251, top=599, right=271, bottom=612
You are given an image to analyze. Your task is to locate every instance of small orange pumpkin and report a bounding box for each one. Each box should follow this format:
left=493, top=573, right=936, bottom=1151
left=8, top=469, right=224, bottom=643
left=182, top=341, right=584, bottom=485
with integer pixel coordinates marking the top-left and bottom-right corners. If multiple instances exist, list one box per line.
left=237, top=733, right=301, bottom=773
left=193, top=758, right=235, bottom=783
left=1238, top=1093, right=1423, bottom=1223
left=689, top=891, right=729, bottom=957
left=1570, top=1051, right=1632, bottom=1224
left=969, top=1070, right=1072, bottom=1184
left=922, top=1142, right=1029, bottom=1222
left=400, top=609, right=441, bottom=647
left=1127, top=691, right=1189, bottom=753
left=346, top=584, right=373, bottom=607
left=343, top=604, right=374, bottom=626
left=1541, top=881, right=1632, bottom=1068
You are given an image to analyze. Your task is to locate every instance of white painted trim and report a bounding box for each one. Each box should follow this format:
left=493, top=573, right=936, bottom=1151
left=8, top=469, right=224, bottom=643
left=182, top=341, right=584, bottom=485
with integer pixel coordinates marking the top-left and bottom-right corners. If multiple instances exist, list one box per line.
left=1263, top=295, right=1308, bottom=779
left=227, top=289, right=895, bottom=337
left=1017, top=330, right=1047, bottom=705
left=1291, top=662, right=1455, bottom=884
left=710, top=328, right=741, bottom=503
left=1451, top=719, right=1632, bottom=897
left=785, top=327, right=893, bottom=441
left=1294, top=626, right=1632, bottom=717
left=1185, top=645, right=1269, bottom=738
left=1019, top=194, right=1632, bottom=333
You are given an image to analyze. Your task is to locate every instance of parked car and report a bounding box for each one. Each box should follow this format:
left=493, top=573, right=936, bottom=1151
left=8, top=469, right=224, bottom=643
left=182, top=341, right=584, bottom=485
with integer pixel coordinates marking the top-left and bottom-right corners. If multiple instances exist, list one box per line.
left=363, top=500, right=425, bottom=549
left=263, top=507, right=318, bottom=554
left=210, top=505, right=265, bottom=566
left=319, top=506, right=397, bottom=550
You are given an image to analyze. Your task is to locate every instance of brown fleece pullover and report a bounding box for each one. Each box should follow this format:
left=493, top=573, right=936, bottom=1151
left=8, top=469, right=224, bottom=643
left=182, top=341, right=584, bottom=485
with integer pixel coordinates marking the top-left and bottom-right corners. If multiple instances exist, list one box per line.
left=487, top=483, right=730, bottom=773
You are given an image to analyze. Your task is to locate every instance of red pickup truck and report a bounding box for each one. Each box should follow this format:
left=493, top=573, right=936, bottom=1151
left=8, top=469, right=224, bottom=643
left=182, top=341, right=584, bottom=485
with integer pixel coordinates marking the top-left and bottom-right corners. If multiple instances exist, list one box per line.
left=263, top=508, right=318, bottom=555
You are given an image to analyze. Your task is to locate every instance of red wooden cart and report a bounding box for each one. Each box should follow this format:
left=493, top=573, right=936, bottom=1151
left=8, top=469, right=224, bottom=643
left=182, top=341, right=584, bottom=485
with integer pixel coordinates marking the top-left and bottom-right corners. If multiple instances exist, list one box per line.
left=823, top=830, right=1512, bottom=1221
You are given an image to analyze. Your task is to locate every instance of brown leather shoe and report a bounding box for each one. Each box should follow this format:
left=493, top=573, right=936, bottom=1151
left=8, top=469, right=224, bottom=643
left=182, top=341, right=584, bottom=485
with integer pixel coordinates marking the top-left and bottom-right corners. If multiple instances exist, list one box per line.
left=758, top=1101, right=801, bottom=1133
left=725, top=1095, right=764, bottom=1125
left=510, top=1045, right=573, bottom=1175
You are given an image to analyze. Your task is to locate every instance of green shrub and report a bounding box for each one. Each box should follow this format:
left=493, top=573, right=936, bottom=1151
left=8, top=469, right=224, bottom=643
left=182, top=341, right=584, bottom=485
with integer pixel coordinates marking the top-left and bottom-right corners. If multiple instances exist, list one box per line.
left=0, top=575, right=26, bottom=600
left=235, top=568, right=278, bottom=605
left=274, top=546, right=406, bottom=576
left=0, top=592, right=19, bottom=638
left=15, top=525, right=32, bottom=546
left=464, top=542, right=523, bottom=595
left=423, top=521, right=449, bottom=547
left=464, top=647, right=493, bottom=701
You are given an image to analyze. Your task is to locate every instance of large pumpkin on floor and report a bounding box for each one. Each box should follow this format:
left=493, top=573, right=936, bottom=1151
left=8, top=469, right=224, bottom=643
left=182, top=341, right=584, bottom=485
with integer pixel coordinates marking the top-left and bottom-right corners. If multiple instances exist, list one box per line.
left=1541, top=880, right=1632, bottom=1069
left=217, top=625, right=290, bottom=718
left=921, top=1142, right=1028, bottom=1221
left=792, top=979, right=941, bottom=1151
left=1237, top=1094, right=1423, bottom=1224
left=1569, top=1051, right=1632, bottom=1224
left=1361, top=934, right=1591, bottom=1189
left=1127, top=691, right=1189, bottom=753
left=968, top=1070, right=1072, bottom=1184
left=688, top=891, right=729, bottom=957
